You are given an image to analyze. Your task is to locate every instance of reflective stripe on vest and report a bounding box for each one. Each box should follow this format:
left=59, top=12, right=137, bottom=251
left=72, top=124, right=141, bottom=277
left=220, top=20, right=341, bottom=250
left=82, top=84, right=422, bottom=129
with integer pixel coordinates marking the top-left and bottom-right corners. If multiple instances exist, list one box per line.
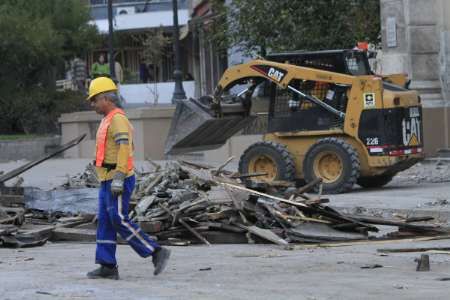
left=95, top=108, right=134, bottom=171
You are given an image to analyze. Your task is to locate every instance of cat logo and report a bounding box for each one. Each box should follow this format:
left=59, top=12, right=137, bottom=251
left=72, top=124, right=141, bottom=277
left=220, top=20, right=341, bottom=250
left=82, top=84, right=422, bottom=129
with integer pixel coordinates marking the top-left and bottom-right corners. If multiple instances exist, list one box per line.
left=250, top=65, right=287, bottom=83
left=363, top=93, right=376, bottom=108
left=402, top=117, right=421, bottom=146
left=267, top=67, right=285, bottom=82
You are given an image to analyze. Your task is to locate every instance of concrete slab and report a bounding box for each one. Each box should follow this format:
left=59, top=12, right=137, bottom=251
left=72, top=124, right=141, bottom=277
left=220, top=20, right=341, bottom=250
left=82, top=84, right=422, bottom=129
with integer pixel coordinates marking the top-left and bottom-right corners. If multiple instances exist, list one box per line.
left=329, top=182, right=450, bottom=223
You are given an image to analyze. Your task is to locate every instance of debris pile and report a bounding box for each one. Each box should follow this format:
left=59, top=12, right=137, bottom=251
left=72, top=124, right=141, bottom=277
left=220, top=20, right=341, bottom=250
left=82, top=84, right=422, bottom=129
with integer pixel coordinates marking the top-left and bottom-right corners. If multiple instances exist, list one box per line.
left=2, top=158, right=450, bottom=248
left=0, top=184, right=97, bottom=248
left=124, top=160, right=450, bottom=246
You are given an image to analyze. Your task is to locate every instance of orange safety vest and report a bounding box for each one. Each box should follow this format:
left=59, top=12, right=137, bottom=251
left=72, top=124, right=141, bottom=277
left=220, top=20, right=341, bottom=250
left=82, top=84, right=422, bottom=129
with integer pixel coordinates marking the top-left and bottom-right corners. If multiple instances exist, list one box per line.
left=95, top=108, right=134, bottom=171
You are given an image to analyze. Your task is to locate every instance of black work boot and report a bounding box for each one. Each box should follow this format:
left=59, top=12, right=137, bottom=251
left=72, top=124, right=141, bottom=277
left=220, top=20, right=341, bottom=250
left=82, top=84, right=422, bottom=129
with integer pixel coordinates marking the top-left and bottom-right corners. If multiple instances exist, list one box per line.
left=152, top=247, right=171, bottom=276
left=86, top=265, right=119, bottom=280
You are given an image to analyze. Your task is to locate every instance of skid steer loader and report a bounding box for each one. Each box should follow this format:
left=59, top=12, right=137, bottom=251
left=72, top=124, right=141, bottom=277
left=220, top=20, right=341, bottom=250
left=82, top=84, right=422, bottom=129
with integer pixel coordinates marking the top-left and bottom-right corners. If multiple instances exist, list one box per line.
left=165, top=50, right=424, bottom=193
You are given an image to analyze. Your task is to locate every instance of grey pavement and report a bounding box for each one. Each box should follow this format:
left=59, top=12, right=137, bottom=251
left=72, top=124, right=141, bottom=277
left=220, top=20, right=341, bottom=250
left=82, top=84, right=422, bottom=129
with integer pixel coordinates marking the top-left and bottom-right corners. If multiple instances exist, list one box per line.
left=1, top=241, right=450, bottom=300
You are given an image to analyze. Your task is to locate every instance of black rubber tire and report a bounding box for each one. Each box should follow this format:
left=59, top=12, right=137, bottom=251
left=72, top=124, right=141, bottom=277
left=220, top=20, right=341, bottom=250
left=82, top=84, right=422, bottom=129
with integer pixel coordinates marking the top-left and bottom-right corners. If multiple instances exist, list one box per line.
left=238, top=141, right=296, bottom=182
left=303, top=137, right=360, bottom=194
left=357, top=174, right=394, bottom=189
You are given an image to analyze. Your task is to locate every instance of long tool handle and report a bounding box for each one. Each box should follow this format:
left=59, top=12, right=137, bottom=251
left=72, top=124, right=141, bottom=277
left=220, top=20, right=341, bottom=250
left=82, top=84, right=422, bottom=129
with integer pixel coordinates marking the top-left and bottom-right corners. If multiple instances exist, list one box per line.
left=0, top=134, right=86, bottom=184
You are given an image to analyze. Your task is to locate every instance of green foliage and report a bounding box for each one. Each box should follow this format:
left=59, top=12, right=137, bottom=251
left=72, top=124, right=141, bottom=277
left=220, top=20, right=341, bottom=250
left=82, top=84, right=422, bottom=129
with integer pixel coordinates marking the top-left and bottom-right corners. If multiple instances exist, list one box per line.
left=139, top=27, right=171, bottom=67
left=210, top=0, right=380, bottom=56
left=0, top=89, right=89, bottom=135
left=0, top=0, right=99, bottom=134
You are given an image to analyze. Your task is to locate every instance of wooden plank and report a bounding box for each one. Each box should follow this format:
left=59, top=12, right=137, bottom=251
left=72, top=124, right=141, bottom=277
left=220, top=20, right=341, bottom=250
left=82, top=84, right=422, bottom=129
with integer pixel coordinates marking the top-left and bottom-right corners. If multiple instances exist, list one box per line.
left=405, top=216, right=434, bottom=223
left=377, top=246, right=450, bottom=253
left=0, top=206, right=25, bottom=225
left=203, top=222, right=246, bottom=233
left=296, top=178, right=322, bottom=194
left=1, top=235, right=48, bottom=248
left=233, top=222, right=289, bottom=246
left=0, top=194, right=24, bottom=206
left=201, top=231, right=248, bottom=244
left=0, top=224, right=18, bottom=235
left=179, top=218, right=211, bottom=246
left=230, top=172, right=268, bottom=179
left=347, top=215, right=450, bottom=233
left=139, top=221, right=163, bottom=233
left=19, top=225, right=56, bottom=238
left=143, top=174, right=163, bottom=195
left=217, top=181, right=308, bottom=208
left=56, top=215, right=94, bottom=228
left=51, top=227, right=96, bottom=242
left=290, top=235, right=450, bottom=250
left=0, top=215, right=19, bottom=224
left=288, top=223, right=367, bottom=242
left=213, top=156, right=235, bottom=175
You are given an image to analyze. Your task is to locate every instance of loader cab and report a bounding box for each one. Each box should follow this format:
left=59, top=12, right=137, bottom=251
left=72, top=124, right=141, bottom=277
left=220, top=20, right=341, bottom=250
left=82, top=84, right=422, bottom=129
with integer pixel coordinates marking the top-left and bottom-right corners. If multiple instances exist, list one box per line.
left=265, top=49, right=373, bottom=76
left=266, top=79, right=349, bottom=133
left=247, top=50, right=369, bottom=132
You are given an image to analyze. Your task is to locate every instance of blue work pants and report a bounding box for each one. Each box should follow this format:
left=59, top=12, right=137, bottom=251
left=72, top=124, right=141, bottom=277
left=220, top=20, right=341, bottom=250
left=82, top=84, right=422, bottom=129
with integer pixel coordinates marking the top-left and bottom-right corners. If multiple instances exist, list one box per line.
left=95, top=175, right=160, bottom=265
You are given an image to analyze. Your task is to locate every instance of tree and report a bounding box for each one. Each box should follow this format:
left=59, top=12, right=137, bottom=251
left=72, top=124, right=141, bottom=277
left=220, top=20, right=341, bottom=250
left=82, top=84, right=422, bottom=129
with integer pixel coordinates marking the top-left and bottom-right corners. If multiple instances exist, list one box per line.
left=130, top=28, right=171, bottom=104
left=0, top=0, right=100, bottom=134
left=210, top=0, right=380, bottom=56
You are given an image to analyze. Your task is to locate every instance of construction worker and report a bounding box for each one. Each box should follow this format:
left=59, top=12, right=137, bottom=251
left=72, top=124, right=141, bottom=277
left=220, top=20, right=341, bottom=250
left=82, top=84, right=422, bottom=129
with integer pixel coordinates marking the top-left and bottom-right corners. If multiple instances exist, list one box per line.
left=86, top=77, right=170, bottom=280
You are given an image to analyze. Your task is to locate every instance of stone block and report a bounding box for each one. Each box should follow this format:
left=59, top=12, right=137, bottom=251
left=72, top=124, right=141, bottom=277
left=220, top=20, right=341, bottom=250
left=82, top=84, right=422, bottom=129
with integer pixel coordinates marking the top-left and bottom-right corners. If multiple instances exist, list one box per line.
left=139, top=221, right=163, bottom=233
left=410, top=54, right=439, bottom=80
left=408, top=0, right=438, bottom=25
left=409, top=26, right=439, bottom=53
left=379, top=53, right=410, bottom=75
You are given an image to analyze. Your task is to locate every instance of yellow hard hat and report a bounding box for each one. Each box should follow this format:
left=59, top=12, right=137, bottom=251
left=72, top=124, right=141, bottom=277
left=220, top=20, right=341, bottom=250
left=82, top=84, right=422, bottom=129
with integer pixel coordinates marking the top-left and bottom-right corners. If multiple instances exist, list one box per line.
left=87, top=77, right=118, bottom=101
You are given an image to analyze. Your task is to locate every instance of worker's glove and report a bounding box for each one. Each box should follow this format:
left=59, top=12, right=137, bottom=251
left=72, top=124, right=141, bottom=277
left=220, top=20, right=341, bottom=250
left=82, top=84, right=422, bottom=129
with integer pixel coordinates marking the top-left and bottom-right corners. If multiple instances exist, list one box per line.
left=111, top=171, right=126, bottom=196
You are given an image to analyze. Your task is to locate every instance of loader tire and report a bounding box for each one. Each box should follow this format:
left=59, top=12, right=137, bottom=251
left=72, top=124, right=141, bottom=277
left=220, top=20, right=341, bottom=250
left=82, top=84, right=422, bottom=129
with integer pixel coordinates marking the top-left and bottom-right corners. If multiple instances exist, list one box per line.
left=303, top=138, right=360, bottom=194
left=357, top=174, right=394, bottom=189
left=238, top=141, right=296, bottom=182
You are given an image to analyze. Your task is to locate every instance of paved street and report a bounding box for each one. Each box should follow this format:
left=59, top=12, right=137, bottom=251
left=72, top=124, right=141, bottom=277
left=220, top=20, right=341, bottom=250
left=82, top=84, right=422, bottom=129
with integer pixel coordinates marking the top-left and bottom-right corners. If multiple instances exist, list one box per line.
left=1, top=159, right=450, bottom=299
left=1, top=240, right=450, bottom=300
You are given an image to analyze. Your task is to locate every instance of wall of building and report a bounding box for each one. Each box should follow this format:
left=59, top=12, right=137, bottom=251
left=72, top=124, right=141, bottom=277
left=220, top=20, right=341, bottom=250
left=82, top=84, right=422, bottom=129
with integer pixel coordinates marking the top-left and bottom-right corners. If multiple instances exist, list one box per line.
left=0, top=136, right=61, bottom=162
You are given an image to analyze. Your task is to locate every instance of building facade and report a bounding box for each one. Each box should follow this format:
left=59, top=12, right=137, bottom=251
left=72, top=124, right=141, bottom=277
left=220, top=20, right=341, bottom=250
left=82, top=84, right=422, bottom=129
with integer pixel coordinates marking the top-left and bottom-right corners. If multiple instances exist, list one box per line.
left=188, top=0, right=228, bottom=96
left=81, top=0, right=196, bottom=105
left=380, top=0, right=450, bottom=155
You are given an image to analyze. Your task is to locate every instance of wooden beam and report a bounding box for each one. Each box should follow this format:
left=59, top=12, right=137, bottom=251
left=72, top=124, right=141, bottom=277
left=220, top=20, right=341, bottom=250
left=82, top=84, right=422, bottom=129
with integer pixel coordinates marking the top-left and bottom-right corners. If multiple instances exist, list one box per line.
left=290, top=235, right=450, bottom=250
left=217, top=181, right=308, bottom=208
left=179, top=218, right=211, bottom=246
left=377, top=246, right=450, bottom=253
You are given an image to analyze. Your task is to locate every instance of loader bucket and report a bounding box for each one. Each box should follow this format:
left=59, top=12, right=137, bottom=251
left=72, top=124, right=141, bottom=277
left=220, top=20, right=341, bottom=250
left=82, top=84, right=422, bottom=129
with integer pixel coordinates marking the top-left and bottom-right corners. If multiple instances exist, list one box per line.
left=165, top=98, right=256, bottom=155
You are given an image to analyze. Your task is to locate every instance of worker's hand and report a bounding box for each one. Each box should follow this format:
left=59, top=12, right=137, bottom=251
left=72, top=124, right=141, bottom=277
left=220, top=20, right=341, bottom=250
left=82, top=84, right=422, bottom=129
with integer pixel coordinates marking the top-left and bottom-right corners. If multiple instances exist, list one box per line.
left=111, top=171, right=126, bottom=196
